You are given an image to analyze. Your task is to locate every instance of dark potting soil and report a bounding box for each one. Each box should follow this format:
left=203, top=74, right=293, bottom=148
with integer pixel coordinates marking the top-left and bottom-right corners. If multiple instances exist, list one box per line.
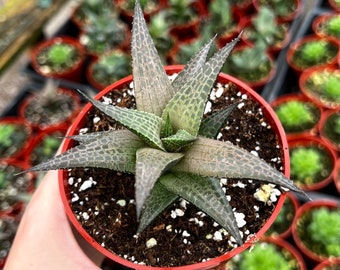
left=67, top=79, right=286, bottom=267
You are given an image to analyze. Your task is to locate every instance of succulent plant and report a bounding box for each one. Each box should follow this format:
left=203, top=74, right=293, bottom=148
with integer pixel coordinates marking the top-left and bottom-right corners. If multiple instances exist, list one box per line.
left=27, top=0, right=307, bottom=245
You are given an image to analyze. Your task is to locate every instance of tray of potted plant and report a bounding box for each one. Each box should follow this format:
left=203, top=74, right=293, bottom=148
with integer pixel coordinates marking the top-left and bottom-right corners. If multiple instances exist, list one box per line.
left=23, top=1, right=309, bottom=268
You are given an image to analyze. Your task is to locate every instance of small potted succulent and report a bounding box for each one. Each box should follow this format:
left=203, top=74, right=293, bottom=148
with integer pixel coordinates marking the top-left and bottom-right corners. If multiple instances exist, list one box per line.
left=19, top=80, right=81, bottom=131
left=221, top=42, right=276, bottom=90
left=71, top=0, right=116, bottom=29
left=30, top=36, right=86, bottom=82
left=240, top=6, right=291, bottom=56
left=319, top=110, right=340, bottom=152
left=265, top=192, right=300, bottom=239
left=292, top=200, right=340, bottom=263
left=0, top=118, right=32, bottom=160
left=26, top=1, right=308, bottom=269
left=299, top=66, right=340, bottom=110
left=166, top=0, right=202, bottom=43
left=0, top=159, right=35, bottom=217
left=286, top=35, right=340, bottom=74
left=79, top=9, right=129, bottom=57
left=224, top=236, right=306, bottom=270
left=288, top=136, right=336, bottom=191
left=252, top=0, right=302, bottom=23
left=313, top=13, right=340, bottom=39
left=206, top=0, right=240, bottom=48
left=271, top=94, right=322, bottom=140
left=86, top=49, right=132, bottom=90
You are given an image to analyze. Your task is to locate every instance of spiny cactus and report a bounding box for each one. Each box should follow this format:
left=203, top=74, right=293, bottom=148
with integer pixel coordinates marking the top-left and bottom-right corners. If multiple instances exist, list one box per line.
left=27, top=0, right=308, bottom=245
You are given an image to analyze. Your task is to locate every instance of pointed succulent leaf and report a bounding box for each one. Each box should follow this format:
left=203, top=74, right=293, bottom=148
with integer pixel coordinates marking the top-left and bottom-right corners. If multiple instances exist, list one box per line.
left=137, top=181, right=179, bottom=233
left=160, top=113, right=174, bottom=138
left=66, top=130, right=114, bottom=143
left=161, top=129, right=196, bottom=152
left=162, top=36, right=240, bottom=136
left=135, top=148, right=184, bottom=217
left=131, top=0, right=176, bottom=116
left=172, top=136, right=307, bottom=196
left=26, top=130, right=145, bottom=173
left=77, top=89, right=165, bottom=150
left=172, top=36, right=216, bottom=91
left=159, top=172, right=243, bottom=245
left=199, top=102, right=239, bottom=138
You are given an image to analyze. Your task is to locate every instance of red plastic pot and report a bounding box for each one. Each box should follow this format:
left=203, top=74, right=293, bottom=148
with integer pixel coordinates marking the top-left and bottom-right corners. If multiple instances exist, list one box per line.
left=328, top=0, right=340, bottom=12
left=230, top=0, right=254, bottom=16
left=252, top=0, right=303, bottom=23
left=288, top=136, right=337, bottom=191
left=18, top=87, right=82, bottom=131
left=292, top=200, right=340, bottom=264
left=0, top=117, right=33, bottom=161
left=270, top=93, right=322, bottom=141
left=286, top=35, right=340, bottom=75
left=314, top=258, right=340, bottom=270
left=57, top=65, right=290, bottom=269
left=299, top=66, right=340, bottom=110
left=319, top=109, right=340, bottom=152
left=30, top=36, right=86, bottom=83
left=312, top=13, right=340, bottom=39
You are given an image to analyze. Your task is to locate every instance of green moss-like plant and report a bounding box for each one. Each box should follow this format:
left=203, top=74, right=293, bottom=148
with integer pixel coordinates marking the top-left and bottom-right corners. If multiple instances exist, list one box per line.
left=274, top=100, right=318, bottom=133
left=27, top=0, right=307, bottom=246
left=324, top=15, right=340, bottom=37
left=91, top=50, right=131, bottom=87
left=292, top=40, right=338, bottom=69
left=227, top=241, right=300, bottom=270
left=307, top=207, right=340, bottom=257
left=290, top=146, right=332, bottom=186
left=257, top=0, right=298, bottom=18
left=322, top=112, right=340, bottom=148
left=0, top=123, right=28, bottom=159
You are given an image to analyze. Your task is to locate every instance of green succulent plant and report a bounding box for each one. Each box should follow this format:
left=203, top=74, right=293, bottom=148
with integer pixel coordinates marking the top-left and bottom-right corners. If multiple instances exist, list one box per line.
left=257, top=0, right=298, bottom=18
left=0, top=123, right=28, bottom=159
left=325, top=15, right=340, bottom=37
left=27, top=0, right=307, bottom=245
left=274, top=100, right=317, bottom=133
left=74, top=0, right=115, bottom=25
left=306, top=207, right=340, bottom=257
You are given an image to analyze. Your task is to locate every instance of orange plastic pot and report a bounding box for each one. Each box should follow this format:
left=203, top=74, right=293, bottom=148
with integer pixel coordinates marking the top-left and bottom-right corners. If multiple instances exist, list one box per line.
left=58, top=65, right=289, bottom=269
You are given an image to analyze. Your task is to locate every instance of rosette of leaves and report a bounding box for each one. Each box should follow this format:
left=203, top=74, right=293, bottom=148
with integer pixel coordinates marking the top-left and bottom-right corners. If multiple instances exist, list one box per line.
left=91, top=50, right=131, bottom=87
left=27, top=0, right=307, bottom=245
left=274, top=100, right=320, bottom=133
left=37, top=43, right=79, bottom=74
left=81, top=9, right=127, bottom=55
left=292, top=39, right=338, bottom=69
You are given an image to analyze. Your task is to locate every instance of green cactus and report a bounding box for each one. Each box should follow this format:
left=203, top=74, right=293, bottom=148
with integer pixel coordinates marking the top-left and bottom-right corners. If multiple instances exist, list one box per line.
left=27, top=0, right=307, bottom=245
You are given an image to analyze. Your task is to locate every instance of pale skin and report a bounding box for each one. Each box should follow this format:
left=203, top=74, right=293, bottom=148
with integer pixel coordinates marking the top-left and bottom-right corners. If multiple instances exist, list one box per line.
left=4, top=169, right=104, bottom=270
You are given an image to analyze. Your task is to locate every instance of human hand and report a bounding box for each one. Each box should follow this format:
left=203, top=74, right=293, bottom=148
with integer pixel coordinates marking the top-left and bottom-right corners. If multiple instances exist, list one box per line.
left=4, top=169, right=104, bottom=270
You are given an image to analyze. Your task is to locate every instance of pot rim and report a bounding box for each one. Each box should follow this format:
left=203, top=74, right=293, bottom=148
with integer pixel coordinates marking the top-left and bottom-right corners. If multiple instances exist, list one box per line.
left=58, top=65, right=289, bottom=269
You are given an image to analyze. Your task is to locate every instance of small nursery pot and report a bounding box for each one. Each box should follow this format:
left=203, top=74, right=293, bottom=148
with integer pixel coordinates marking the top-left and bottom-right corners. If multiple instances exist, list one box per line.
left=288, top=136, right=337, bottom=191
left=18, top=87, right=82, bottom=131
left=270, top=93, right=322, bottom=141
left=58, top=65, right=290, bottom=269
left=286, top=35, right=340, bottom=75
left=312, top=13, right=340, bottom=39
left=319, top=109, right=340, bottom=152
left=252, top=0, right=303, bottom=23
left=314, top=258, right=340, bottom=270
left=30, top=36, right=86, bottom=82
left=0, top=117, right=33, bottom=161
left=334, top=159, right=340, bottom=195
left=292, top=200, right=340, bottom=264
left=299, top=66, right=340, bottom=110
left=328, top=0, right=340, bottom=12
